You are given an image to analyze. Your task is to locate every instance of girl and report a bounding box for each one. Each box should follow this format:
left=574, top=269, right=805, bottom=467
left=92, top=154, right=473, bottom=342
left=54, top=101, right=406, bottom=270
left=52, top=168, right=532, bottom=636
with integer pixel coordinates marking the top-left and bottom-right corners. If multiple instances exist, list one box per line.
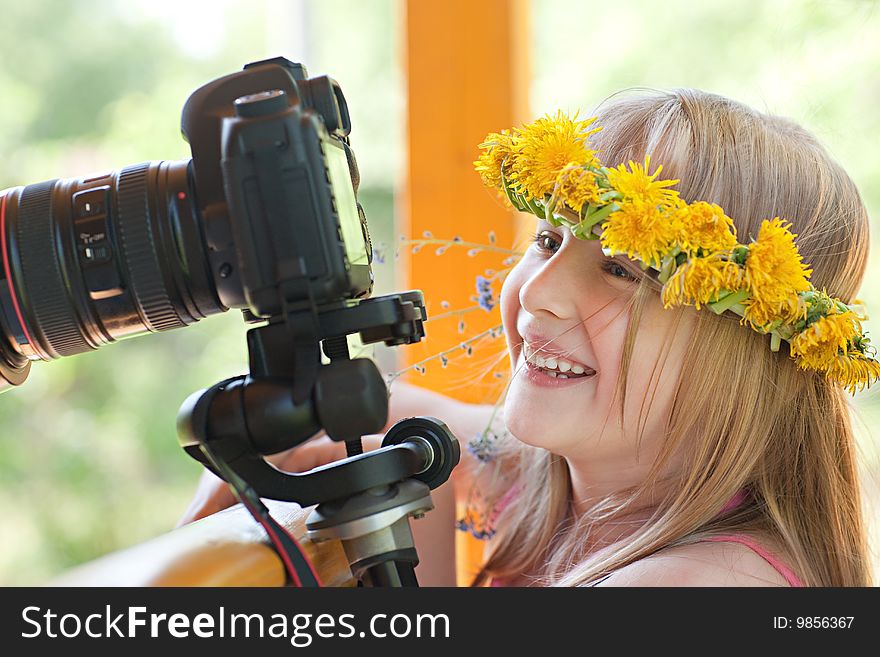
left=181, top=88, right=875, bottom=587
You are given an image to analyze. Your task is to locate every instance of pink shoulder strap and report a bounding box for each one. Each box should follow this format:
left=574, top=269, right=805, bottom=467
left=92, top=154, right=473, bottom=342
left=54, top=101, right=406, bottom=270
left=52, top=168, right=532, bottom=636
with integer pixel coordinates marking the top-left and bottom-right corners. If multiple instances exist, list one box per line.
left=701, top=534, right=804, bottom=587
left=489, top=488, right=805, bottom=587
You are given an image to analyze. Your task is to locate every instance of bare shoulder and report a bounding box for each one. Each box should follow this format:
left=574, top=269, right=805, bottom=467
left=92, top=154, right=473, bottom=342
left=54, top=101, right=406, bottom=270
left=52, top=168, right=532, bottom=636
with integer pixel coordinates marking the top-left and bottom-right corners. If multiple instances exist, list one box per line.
left=597, top=537, right=793, bottom=587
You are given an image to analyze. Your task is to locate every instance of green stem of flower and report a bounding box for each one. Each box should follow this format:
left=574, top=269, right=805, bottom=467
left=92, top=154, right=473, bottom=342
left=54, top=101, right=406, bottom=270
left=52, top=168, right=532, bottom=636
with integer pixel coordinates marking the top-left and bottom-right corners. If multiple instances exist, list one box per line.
left=552, top=211, right=574, bottom=229
left=708, top=288, right=749, bottom=315
left=581, top=202, right=618, bottom=230
left=545, top=188, right=561, bottom=221
left=770, top=331, right=782, bottom=352
left=658, top=256, right=675, bottom=285
left=776, top=325, right=795, bottom=341
left=525, top=196, right=545, bottom=217
left=599, top=190, right=621, bottom=203
left=581, top=202, right=595, bottom=222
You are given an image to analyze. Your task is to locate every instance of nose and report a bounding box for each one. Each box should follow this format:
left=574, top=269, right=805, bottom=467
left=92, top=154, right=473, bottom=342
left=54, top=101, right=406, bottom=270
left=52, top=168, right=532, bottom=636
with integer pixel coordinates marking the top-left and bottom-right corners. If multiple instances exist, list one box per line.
left=518, top=247, right=580, bottom=320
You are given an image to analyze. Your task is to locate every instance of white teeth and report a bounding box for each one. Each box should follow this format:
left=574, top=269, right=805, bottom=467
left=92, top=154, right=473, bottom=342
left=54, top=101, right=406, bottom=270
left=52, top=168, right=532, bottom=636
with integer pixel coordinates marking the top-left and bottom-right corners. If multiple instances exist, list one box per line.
left=524, top=342, right=592, bottom=375
left=544, top=371, right=573, bottom=379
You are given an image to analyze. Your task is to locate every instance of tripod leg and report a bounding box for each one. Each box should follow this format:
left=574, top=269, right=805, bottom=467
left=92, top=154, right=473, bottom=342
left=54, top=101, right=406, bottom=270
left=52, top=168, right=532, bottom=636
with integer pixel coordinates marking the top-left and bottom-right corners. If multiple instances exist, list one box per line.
left=363, top=560, right=419, bottom=587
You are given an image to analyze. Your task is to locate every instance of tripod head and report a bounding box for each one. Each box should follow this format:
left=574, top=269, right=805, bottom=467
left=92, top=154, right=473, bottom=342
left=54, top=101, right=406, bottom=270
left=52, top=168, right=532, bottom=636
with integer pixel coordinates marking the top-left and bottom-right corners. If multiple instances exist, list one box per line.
left=176, top=290, right=461, bottom=586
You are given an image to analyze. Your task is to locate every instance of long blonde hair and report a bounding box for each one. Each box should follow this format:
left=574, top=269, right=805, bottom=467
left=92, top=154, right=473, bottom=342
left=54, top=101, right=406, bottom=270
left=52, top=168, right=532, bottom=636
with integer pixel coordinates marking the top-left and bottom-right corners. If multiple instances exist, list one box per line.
left=473, top=88, right=873, bottom=587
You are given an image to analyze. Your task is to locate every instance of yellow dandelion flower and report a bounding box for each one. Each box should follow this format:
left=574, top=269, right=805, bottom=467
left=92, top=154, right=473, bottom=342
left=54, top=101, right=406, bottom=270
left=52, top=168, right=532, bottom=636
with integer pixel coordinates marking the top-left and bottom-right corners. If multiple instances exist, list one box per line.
left=661, top=254, right=743, bottom=310
left=508, top=111, right=602, bottom=200
left=474, top=129, right=516, bottom=189
left=601, top=199, right=680, bottom=268
left=553, top=163, right=603, bottom=213
left=823, top=353, right=880, bottom=394
left=742, top=218, right=812, bottom=328
left=790, top=310, right=862, bottom=371
left=675, top=201, right=738, bottom=254
left=605, top=155, right=681, bottom=208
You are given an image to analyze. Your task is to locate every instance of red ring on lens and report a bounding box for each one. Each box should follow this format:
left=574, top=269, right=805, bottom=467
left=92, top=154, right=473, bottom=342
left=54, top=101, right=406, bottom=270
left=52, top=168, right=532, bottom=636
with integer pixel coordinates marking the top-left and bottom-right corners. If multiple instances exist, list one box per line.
left=1, top=192, right=36, bottom=349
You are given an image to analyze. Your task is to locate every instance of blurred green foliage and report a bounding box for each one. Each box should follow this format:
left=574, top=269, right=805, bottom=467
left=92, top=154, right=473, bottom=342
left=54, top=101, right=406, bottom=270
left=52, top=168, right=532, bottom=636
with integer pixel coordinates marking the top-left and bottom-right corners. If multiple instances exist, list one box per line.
left=1, top=0, right=878, bottom=584
left=0, top=0, right=399, bottom=584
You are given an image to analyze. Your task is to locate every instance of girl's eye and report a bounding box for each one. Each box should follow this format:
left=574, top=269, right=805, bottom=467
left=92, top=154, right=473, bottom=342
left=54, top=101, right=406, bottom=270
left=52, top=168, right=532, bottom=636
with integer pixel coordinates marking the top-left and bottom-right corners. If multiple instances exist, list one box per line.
left=531, top=230, right=638, bottom=283
left=602, top=260, right=638, bottom=282
left=530, top=231, right=560, bottom=254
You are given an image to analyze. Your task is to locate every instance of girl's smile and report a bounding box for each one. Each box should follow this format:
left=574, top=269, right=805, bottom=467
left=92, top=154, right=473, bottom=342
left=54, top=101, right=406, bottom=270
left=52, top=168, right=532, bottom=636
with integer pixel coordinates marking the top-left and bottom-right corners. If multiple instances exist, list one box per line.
left=519, top=349, right=598, bottom=388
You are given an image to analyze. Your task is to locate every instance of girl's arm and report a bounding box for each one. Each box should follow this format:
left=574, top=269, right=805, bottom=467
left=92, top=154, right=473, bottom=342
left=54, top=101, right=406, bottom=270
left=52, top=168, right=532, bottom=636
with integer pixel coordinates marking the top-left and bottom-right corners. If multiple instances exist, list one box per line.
left=400, top=389, right=496, bottom=586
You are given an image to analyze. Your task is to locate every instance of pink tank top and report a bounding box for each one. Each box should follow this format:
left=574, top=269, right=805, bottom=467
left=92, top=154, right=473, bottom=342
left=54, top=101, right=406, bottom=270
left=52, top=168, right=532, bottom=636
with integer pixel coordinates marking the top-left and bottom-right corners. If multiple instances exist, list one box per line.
left=488, top=488, right=805, bottom=587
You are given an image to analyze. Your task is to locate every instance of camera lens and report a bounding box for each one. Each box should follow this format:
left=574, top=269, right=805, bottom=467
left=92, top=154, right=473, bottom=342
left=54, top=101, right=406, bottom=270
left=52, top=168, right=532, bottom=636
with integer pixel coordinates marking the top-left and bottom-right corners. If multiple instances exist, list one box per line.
left=0, top=159, right=227, bottom=386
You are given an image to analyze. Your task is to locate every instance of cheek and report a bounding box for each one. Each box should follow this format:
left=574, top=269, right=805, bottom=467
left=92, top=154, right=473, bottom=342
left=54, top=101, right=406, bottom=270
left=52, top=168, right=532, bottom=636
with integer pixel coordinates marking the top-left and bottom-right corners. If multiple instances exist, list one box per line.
left=584, top=302, right=674, bottom=429
left=499, top=266, right=525, bottom=364
left=618, top=310, right=692, bottom=427
left=584, top=307, right=627, bottom=399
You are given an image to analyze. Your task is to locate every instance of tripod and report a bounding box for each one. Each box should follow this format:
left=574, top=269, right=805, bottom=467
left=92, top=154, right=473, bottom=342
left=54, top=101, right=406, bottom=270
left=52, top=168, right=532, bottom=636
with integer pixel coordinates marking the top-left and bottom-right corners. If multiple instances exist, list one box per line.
left=176, top=290, right=460, bottom=586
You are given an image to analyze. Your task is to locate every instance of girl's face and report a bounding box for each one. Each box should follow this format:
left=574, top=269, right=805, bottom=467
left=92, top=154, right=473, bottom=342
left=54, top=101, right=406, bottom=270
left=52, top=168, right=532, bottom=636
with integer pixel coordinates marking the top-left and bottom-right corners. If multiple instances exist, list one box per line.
left=499, top=218, right=696, bottom=486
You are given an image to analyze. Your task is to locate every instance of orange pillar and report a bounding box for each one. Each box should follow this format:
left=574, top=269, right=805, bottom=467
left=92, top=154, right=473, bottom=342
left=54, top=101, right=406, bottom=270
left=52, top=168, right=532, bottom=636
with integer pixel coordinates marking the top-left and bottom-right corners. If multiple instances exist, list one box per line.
left=400, top=0, right=530, bottom=587
left=399, top=0, right=530, bottom=402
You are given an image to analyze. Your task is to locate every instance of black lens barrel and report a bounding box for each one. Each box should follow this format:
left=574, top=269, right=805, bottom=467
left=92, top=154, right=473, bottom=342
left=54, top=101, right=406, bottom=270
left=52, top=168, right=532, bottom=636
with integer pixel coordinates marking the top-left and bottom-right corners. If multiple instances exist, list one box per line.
left=117, top=162, right=189, bottom=333
left=0, top=160, right=227, bottom=367
left=15, top=177, right=90, bottom=357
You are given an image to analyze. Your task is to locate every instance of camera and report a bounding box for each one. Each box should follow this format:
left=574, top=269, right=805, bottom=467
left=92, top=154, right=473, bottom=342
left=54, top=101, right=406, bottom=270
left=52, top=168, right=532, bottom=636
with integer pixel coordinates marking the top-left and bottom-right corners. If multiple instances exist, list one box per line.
left=0, top=56, right=373, bottom=390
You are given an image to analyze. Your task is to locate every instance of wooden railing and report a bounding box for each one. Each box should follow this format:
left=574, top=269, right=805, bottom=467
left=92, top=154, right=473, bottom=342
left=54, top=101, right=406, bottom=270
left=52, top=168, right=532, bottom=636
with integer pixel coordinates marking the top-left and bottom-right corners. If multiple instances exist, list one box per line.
left=50, top=501, right=355, bottom=587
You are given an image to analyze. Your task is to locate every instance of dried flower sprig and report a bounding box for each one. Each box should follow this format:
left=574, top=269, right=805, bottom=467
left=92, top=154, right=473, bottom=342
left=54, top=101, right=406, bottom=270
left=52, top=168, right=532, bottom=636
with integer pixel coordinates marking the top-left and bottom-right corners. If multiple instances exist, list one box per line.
left=475, top=110, right=880, bottom=394
left=398, top=231, right=524, bottom=258
left=384, top=323, right=505, bottom=384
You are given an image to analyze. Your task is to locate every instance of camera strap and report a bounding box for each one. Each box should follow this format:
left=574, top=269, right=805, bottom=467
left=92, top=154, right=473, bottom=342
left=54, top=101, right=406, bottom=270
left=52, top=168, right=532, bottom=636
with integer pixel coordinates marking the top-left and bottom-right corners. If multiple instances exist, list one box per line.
left=199, top=440, right=322, bottom=587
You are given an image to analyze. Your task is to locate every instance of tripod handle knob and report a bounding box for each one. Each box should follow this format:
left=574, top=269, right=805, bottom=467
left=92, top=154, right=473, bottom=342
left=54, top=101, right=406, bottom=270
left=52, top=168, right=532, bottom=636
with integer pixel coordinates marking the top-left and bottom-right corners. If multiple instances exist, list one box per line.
left=380, top=416, right=460, bottom=490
